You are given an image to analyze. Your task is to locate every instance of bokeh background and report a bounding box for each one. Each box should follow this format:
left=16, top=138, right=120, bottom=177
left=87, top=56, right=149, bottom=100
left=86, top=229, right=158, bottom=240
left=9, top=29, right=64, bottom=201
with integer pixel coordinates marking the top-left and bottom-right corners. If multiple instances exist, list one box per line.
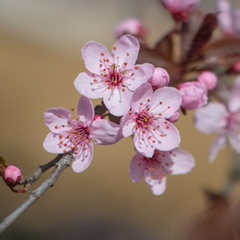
left=0, top=0, right=239, bottom=239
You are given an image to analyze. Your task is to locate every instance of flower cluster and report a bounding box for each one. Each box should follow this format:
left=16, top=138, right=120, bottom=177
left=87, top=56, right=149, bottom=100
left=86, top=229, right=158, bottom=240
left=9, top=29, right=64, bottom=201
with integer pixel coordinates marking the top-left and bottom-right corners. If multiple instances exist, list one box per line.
left=43, top=0, right=240, bottom=196
left=43, top=34, right=195, bottom=195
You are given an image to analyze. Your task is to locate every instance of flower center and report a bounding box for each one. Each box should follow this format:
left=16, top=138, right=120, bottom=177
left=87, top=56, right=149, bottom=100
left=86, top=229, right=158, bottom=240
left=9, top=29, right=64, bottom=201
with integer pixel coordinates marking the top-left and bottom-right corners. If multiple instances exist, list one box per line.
left=56, top=119, right=91, bottom=155
left=136, top=111, right=153, bottom=129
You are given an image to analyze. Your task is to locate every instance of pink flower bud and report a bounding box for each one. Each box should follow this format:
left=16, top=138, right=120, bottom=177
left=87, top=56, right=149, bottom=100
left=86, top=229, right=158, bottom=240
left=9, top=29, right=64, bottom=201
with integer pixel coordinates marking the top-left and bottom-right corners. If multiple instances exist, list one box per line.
left=115, top=18, right=148, bottom=40
left=148, top=67, right=170, bottom=90
left=167, top=110, right=180, bottom=123
left=197, top=71, right=218, bottom=90
left=178, top=81, right=208, bottom=110
left=3, top=165, right=22, bottom=188
left=162, top=0, right=200, bottom=22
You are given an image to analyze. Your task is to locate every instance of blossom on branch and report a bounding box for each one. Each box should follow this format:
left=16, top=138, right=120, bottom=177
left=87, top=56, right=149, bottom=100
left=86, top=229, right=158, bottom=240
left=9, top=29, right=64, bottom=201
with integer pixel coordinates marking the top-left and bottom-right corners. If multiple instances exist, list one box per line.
left=194, top=78, right=240, bottom=162
left=121, top=83, right=182, bottom=157
left=74, top=34, right=155, bottom=116
left=43, top=96, right=120, bottom=173
left=161, top=0, right=200, bottom=22
left=130, top=148, right=195, bottom=195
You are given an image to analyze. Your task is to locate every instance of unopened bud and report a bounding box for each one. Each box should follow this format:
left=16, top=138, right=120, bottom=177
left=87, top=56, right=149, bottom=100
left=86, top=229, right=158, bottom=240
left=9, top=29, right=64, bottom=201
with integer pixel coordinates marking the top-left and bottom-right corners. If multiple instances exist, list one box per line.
left=197, top=71, right=218, bottom=90
left=148, top=67, right=170, bottom=90
left=3, top=165, right=22, bottom=188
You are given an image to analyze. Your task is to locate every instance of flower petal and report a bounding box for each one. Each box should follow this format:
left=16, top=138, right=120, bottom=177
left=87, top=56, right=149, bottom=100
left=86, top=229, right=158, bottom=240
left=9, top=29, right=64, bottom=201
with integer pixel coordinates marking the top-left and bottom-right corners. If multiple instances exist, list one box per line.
left=77, top=96, right=94, bottom=125
left=129, top=153, right=145, bottom=183
left=44, top=108, right=71, bottom=133
left=112, top=34, right=139, bottom=69
left=125, top=63, right=155, bottom=91
left=130, top=83, right=153, bottom=111
left=167, top=148, right=195, bottom=175
left=209, top=133, right=227, bottom=162
left=74, top=72, right=104, bottom=99
left=82, top=41, right=112, bottom=75
left=150, top=87, right=182, bottom=119
left=91, top=119, right=121, bottom=145
left=146, top=176, right=167, bottom=196
left=153, top=120, right=181, bottom=152
left=120, top=112, right=136, bottom=138
left=194, top=103, right=228, bottom=134
left=43, top=133, right=65, bottom=154
left=72, top=142, right=94, bottom=173
left=103, top=86, right=133, bottom=116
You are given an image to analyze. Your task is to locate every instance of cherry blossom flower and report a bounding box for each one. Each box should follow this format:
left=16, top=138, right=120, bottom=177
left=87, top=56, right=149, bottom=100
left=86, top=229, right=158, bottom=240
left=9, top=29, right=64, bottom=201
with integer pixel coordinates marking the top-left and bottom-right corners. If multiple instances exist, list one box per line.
left=74, top=34, right=155, bottom=117
left=3, top=165, right=22, bottom=188
left=130, top=148, right=195, bottom=195
left=217, top=0, right=240, bottom=36
left=121, top=83, right=182, bottom=157
left=43, top=96, right=120, bottom=173
left=161, top=0, right=200, bottom=22
left=178, top=81, right=208, bottom=110
left=115, top=18, right=148, bottom=40
left=194, top=78, right=240, bottom=162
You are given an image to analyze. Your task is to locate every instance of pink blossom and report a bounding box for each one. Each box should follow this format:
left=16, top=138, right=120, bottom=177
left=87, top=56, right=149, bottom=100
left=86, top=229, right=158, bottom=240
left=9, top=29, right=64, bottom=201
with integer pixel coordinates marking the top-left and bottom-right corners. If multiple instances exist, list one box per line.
left=121, top=83, right=182, bottom=157
left=162, top=0, right=200, bottom=22
left=130, top=148, right=195, bottom=195
left=115, top=18, right=148, bottom=40
left=217, top=0, right=240, bottom=36
left=194, top=77, right=240, bottom=162
left=43, top=96, right=120, bottom=173
left=197, top=71, right=218, bottom=90
left=74, top=34, right=155, bottom=117
left=148, top=67, right=170, bottom=90
left=3, top=165, right=22, bottom=188
left=178, top=81, right=208, bottom=110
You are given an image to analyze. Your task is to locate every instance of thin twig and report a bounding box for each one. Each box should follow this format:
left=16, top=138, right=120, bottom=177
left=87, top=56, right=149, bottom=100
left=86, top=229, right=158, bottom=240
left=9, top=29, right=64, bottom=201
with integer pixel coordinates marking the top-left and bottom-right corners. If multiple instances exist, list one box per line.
left=20, top=154, right=63, bottom=187
left=0, top=154, right=73, bottom=234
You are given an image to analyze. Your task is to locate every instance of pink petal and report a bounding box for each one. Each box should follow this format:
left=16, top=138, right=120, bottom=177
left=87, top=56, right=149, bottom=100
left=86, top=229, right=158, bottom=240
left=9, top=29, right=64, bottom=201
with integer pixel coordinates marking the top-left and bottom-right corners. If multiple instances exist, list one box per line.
left=91, top=119, right=120, bottom=145
left=74, top=72, right=105, bottom=99
left=112, top=34, right=139, bottom=69
left=194, top=103, right=228, bottom=134
left=129, top=153, right=145, bottom=183
left=102, top=86, right=133, bottom=116
left=228, top=77, right=240, bottom=112
left=150, top=87, right=182, bottom=119
left=154, top=120, right=181, bottom=151
left=209, top=133, right=227, bottom=162
left=120, top=112, right=136, bottom=138
left=125, top=63, right=155, bottom=91
left=131, top=83, right=153, bottom=111
left=44, top=108, right=71, bottom=133
left=146, top=176, right=167, bottom=196
left=43, top=133, right=65, bottom=154
left=167, top=148, right=195, bottom=175
left=82, top=41, right=112, bottom=75
left=77, top=96, right=94, bottom=126
left=134, top=131, right=155, bottom=157
left=72, top=142, right=94, bottom=173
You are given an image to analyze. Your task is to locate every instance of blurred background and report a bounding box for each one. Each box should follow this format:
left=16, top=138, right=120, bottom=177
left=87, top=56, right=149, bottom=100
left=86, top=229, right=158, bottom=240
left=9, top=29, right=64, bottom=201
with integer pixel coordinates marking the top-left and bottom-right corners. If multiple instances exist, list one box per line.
left=0, top=0, right=239, bottom=239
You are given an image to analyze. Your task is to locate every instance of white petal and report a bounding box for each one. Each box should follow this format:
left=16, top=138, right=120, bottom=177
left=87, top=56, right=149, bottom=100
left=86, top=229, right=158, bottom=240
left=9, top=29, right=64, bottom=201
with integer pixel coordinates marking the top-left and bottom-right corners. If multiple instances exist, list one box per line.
left=194, top=103, right=228, bottom=134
